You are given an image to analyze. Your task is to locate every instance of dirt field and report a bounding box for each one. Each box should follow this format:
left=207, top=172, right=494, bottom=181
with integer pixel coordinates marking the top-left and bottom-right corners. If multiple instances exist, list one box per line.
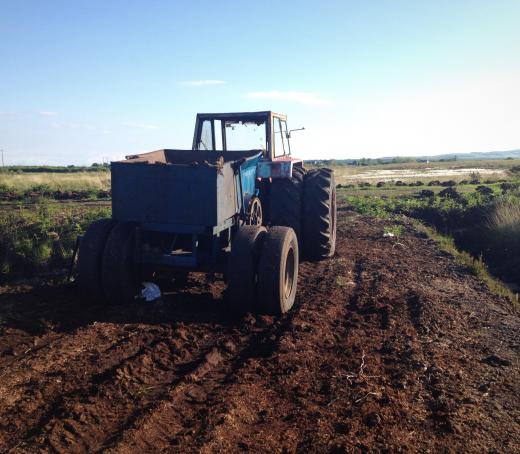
left=0, top=212, right=519, bottom=453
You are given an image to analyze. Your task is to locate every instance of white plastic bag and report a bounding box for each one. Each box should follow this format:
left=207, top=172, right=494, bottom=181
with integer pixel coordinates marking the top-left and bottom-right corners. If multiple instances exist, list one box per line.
left=141, top=282, right=161, bottom=302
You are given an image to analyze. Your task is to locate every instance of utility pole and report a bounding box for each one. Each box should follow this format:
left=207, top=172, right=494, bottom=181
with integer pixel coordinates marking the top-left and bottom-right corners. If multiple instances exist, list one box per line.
left=0, top=149, right=4, bottom=170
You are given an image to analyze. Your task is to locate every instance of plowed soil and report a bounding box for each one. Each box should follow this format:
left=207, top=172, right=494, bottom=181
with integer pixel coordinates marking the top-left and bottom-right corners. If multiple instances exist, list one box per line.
left=1, top=212, right=519, bottom=453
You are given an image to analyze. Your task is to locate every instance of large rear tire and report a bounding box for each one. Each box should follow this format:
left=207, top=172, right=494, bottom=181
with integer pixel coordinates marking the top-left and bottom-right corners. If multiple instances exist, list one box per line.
left=76, top=218, right=116, bottom=302
left=269, top=166, right=305, bottom=245
left=102, top=222, right=140, bottom=305
left=227, top=225, right=267, bottom=312
left=303, top=168, right=337, bottom=260
left=257, top=227, right=299, bottom=315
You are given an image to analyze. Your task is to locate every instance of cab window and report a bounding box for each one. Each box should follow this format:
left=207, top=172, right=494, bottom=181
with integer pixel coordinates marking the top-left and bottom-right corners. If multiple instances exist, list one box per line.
left=198, top=120, right=213, bottom=150
left=273, top=118, right=289, bottom=157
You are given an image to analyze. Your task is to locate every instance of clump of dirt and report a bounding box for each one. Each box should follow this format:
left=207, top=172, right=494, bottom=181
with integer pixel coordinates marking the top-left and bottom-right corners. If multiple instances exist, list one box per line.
left=439, top=186, right=461, bottom=199
left=0, top=212, right=519, bottom=453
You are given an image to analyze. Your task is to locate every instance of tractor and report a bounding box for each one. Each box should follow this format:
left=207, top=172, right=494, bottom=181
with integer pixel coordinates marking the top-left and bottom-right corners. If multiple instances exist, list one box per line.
left=76, top=111, right=336, bottom=314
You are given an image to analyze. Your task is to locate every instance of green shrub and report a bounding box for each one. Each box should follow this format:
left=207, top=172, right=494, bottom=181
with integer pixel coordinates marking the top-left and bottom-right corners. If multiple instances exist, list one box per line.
left=0, top=205, right=111, bottom=282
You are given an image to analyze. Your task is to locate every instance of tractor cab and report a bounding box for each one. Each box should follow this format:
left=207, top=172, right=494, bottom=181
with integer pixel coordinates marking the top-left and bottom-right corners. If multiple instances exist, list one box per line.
left=192, top=111, right=302, bottom=179
left=192, top=111, right=295, bottom=160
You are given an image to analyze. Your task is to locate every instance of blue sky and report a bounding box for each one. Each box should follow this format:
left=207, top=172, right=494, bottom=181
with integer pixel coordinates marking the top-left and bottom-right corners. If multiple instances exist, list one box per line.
left=1, top=0, right=519, bottom=164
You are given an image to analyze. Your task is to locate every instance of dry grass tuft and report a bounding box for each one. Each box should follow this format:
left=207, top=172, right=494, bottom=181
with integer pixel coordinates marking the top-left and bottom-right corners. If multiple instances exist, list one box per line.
left=0, top=172, right=111, bottom=192
left=486, top=198, right=520, bottom=250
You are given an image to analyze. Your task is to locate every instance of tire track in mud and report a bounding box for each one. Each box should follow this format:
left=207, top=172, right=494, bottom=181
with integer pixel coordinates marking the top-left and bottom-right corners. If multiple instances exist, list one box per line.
left=192, top=219, right=434, bottom=452
left=179, top=253, right=359, bottom=454
left=100, top=306, right=308, bottom=453
left=9, top=316, right=233, bottom=454
left=0, top=326, right=165, bottom=452
left=0, top=323, right=143, bottom=398
left=84, top=261, right=338, bottom=453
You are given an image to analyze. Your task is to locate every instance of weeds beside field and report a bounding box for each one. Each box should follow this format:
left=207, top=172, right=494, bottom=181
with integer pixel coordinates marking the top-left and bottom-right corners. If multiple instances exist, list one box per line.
left=0, top=205, right=111, bottom=282
left=339, top=181, right=520, bottom=298
left=412, top=221, right=518, bottom=306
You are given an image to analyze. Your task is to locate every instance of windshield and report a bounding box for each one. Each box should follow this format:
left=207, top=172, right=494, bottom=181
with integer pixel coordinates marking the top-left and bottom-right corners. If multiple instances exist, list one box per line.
left=224, top=120, right=267, bottom=151
left=195, top=116, right=269, bottom=151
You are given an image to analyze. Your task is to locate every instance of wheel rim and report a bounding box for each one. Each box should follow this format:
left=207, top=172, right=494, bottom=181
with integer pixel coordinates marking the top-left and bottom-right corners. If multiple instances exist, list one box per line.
left=246, top=198, right=263, bottom=226
left=283, top=247, right=295, bottom=300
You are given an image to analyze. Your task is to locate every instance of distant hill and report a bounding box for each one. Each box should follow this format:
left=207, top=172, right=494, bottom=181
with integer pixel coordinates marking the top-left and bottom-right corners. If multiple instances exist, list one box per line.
left=307, top=149, right=520, bottom=166
left=419, top=149, right=520, bottom=161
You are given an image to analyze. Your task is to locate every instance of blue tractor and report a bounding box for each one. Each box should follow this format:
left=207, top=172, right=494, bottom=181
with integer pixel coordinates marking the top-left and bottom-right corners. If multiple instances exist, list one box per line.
left=77, top=111, right=336, bottom=314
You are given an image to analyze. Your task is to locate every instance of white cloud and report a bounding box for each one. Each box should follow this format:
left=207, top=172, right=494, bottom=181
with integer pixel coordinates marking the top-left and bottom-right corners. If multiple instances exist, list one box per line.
left=0, top=111, right=21, bottom=118
left=246, top=90, right=329, bottom=106
left=39, top=111, right=57, bottom=116
left=122, top=123, right=159, bottom=130
left=180, top=80, right=226, bottom=87
left=50, top=121, right=94, bottom=130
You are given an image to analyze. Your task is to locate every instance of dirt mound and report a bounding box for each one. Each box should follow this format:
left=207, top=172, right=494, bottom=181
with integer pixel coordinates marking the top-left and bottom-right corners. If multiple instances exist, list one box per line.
left=0, top=213, right=519, bottom=453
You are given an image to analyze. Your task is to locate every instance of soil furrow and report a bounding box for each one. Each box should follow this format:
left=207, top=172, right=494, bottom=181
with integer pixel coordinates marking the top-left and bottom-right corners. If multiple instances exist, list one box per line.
left=1, top=212, right=519, bottom=453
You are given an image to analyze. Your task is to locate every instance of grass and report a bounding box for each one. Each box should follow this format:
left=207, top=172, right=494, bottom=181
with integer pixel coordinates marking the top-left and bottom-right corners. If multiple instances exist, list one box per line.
left=3, top=164, right=110, bottom=173
left=336, top=275, right=355, bottom=288
left=0, top=204, right=111, bottom=282
left=486, top=197, right=520, bottom=250
left=413, top=221, right=519, bottom=307
left=383, top=224, right=403, bottom=238
left=0, top=171, right=112, bottom=202
left=0, top=171, right=111, bottom=193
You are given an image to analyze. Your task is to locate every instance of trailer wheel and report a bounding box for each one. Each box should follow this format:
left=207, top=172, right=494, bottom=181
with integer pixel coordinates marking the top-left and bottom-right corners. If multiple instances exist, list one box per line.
left=303, top=168, right=337, bottom=260
left=257, top=226, right=299, bottom=315
left=227, top=225, right=267, bottom=312
left=102, top=222, right=140, bottom=304
left=76, top=218, right=116, bottom=302
left=269, top=166, right=305, bottom=245
left=245, top=197, right=263, bottom=226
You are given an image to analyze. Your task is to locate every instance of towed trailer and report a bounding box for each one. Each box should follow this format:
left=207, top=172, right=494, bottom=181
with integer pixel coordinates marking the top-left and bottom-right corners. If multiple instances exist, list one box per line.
left=77, top=111, right=336, bottom=314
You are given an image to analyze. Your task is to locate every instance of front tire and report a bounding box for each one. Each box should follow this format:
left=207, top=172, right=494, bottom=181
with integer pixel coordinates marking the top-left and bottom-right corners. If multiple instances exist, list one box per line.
left=303, top=168, right=337, bottom=260
left=257, top=226, right=299, bottom=315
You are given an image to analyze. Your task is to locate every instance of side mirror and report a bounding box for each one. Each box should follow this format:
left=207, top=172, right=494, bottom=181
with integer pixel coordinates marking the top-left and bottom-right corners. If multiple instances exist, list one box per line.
left=286, top=127, right=305, bottom=139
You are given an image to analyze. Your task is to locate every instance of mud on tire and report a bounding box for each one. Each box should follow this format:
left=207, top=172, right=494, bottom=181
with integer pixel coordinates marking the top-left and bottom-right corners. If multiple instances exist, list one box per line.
left=257, top=226, right=299, bottom=315
left=303, top=168, right=337, bottom=260
left=227, top=225, right=267, bottom=313
left=76, top=218, right=116, bottom=302
left=269, top=165, right=305, bottom=244
left=102, top=222, right=140, bottom=304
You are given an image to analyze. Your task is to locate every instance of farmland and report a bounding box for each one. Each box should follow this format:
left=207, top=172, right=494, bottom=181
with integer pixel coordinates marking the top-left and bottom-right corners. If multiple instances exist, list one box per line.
left=0, top=167, right=111, bottom=203
left=0, top=161, right=519, bottom=452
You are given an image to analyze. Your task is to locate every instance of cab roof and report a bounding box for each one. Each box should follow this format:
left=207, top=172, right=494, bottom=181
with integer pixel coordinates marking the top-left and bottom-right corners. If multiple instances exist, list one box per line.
left=196, top=111, right=287, bottom=121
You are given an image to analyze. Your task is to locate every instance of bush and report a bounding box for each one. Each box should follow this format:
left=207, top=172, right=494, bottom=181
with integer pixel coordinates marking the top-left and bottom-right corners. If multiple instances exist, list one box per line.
left=418, top=189, right=435, bottom=198
left=0, top=205, right=111, bottom=282
left=486, top=198, right=520, bottom=254
left=476, top=186, right=493, bottom=196
left=441, top=180, right=457, bottom=187
left=499, top=182, right=519, bottom=194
